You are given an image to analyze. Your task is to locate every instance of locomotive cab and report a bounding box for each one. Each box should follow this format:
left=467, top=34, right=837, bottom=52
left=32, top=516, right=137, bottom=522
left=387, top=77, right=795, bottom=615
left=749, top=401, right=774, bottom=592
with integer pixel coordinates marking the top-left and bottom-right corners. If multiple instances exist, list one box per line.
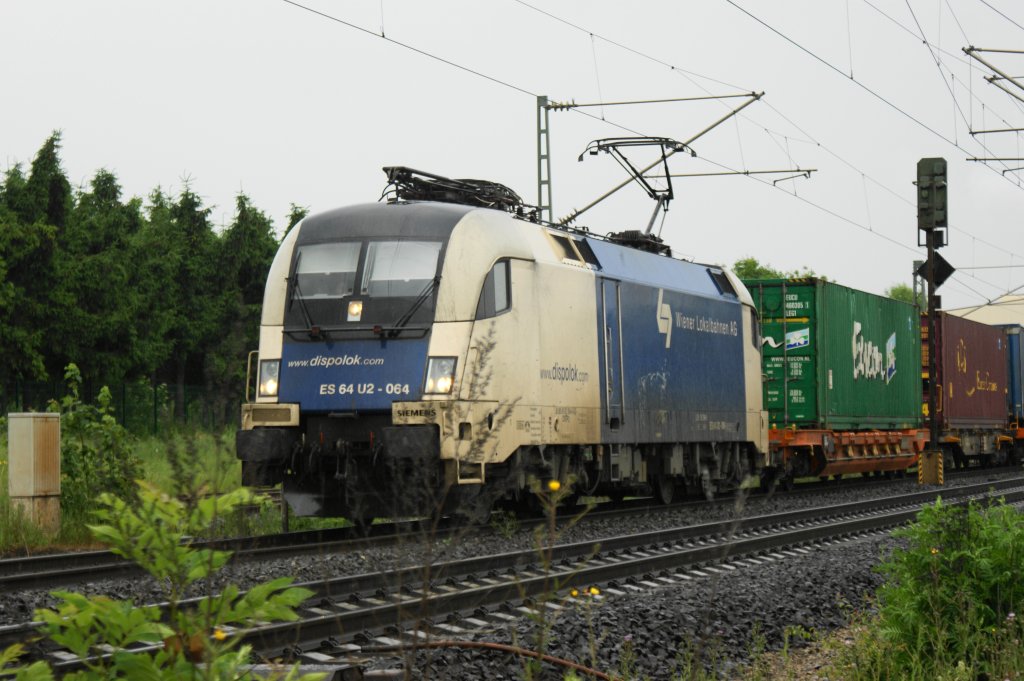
left=238, top=201, right=476, bottom=519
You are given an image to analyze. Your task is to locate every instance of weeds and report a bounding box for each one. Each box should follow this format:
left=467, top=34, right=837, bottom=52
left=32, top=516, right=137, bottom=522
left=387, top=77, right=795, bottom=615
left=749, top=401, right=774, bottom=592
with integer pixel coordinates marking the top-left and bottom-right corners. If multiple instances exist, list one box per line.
left=489, top=507, right=519, bottom=539
left=1, top=482, right=323, bottom=680
left=800, top=497, right=1024, bottom=680
left=48, top=365, right=142, bottom=537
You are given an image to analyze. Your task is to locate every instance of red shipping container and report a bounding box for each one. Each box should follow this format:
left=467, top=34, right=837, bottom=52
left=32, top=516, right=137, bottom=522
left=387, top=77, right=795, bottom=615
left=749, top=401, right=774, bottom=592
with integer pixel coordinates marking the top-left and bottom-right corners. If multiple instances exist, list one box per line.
left=936, top=312, right=1008, bottom=428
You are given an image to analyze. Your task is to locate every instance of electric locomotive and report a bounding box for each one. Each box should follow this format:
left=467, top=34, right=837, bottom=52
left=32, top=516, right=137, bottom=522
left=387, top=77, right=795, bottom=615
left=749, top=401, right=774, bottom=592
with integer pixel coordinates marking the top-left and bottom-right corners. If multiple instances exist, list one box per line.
left=237, top=167, right=767, bottom=521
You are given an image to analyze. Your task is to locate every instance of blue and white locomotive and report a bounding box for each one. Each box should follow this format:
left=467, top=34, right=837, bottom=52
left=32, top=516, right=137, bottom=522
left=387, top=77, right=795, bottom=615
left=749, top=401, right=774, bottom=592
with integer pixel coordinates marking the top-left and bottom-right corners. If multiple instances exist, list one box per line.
left=237, top=168, right=767, bottom=520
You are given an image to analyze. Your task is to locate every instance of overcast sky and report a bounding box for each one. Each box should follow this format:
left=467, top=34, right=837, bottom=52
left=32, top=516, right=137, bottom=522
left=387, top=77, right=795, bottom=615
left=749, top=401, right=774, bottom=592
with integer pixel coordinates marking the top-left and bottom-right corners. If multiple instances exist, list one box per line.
left=2, top=1, right=1022, bottom=310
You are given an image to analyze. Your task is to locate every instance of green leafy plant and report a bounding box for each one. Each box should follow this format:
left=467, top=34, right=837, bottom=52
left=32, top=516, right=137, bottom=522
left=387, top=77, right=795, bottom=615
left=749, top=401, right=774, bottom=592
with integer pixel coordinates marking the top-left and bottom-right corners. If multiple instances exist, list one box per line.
left=488, top=507, right=519, bottom=539
left=816, top=497, right=1024, bottom=680
left=2, top=482, right=322, bottom=680
left=48, top=364, right=142, bottom=523
left=876, top=498, right=1024, bottom=672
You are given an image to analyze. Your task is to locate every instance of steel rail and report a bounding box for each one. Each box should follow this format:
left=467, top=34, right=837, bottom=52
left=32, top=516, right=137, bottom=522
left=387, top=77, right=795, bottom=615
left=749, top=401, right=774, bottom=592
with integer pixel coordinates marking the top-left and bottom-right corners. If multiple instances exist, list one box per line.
left=0, top=467, right=1012, bottom=592
left=237, top=479, right=1024, bottom=658
left=11, top=476, right=1018, bottom=671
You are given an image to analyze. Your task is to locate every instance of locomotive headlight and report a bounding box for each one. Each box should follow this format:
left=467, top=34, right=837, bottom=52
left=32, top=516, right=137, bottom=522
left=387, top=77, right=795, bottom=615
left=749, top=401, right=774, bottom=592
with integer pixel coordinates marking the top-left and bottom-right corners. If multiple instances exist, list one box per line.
left=424, top=357, right=457, bottom=394
left=347, top=300, right=363, bottom=321
left=258, top=359, right=280, bottom=397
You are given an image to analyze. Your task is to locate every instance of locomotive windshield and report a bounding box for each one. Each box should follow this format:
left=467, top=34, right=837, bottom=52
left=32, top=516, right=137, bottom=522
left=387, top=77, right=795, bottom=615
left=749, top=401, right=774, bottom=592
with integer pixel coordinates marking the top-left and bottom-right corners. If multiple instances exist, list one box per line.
left=361, top=241, right=442, bottom=297
left=294, top=242, right=360, bottom=299
left=286, top=238, right=445, bottom=335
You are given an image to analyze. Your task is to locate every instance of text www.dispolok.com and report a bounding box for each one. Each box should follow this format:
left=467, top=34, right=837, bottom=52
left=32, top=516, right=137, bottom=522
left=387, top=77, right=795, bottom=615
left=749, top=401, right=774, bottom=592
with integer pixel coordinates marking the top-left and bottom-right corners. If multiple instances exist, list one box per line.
left=287, top=355, right=385, bottom=368
left=540, top=364, right=589, bottom=383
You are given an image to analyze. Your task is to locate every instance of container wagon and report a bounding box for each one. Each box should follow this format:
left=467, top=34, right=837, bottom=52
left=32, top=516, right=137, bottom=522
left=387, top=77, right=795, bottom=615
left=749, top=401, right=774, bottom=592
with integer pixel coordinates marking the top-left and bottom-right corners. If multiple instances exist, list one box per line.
left=742, top=278, right=926, bottom=486
left=925, top=312, right=1011, bottom=467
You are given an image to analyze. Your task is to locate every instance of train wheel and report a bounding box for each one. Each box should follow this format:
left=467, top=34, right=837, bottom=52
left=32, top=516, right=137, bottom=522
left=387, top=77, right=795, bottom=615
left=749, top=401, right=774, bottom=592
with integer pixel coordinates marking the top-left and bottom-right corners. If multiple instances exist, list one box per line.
left=652, top=475, right=675, bottom=505
left=943, top=449, right=955, bottom=473
left=457, top=491, right=496, bottom=526
left=350, top=514, right=375, bottom=535
left=560, top=480, right=581, bottom=509
left=699, top=467, right=716, bottom=501
left=513, top=486, right=543, bottom=517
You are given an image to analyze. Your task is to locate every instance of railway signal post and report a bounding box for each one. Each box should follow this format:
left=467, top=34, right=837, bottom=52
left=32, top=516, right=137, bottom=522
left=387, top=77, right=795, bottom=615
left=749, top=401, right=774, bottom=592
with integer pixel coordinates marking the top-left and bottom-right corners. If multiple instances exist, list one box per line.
left=916, top=157, right=952, bottom=485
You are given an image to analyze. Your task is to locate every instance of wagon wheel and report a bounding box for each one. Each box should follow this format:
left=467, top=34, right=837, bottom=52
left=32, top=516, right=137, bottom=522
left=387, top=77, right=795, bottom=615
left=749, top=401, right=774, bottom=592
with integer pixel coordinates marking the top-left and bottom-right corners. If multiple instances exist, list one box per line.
left=942, top=449, right=956, bottom=473
left=457, top=490, right=496, bottom=526
left=699, top=467, right=716, bottom=501
left=652, top=474, right=675, bottom=505
left=513, top=485, right=543, bottom=517
left=759, top=469, right=780, bottom=494
left=349, top=513, right=376, bottom=535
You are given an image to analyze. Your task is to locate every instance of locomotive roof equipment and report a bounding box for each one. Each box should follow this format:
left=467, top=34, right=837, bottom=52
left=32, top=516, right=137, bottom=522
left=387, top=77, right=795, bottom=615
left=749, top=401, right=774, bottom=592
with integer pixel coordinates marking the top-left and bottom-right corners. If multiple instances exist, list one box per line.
left=382, top=166, right=535, bottom=218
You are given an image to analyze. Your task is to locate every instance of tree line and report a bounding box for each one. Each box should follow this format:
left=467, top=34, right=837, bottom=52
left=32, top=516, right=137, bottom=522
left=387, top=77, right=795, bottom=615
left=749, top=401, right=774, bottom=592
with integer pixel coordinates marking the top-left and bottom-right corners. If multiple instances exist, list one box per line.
left=0, top=133, right=305, bottom=420
left=731, top=257, right=918, bottom=306
left=1, top=133, right=920, bottom=425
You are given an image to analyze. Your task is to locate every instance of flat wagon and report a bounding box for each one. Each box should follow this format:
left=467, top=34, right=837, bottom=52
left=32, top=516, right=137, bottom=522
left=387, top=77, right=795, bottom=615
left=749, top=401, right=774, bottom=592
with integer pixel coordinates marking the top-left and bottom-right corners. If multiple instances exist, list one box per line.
left=742, top=277, right=926, bottom=484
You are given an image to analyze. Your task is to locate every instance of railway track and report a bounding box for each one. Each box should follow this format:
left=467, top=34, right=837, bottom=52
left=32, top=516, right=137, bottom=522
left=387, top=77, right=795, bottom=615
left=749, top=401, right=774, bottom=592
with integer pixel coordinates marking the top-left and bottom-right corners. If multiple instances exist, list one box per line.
left=0, top=466, right=1012, bottom=593
left=7, top=475, right=1024, bottom=674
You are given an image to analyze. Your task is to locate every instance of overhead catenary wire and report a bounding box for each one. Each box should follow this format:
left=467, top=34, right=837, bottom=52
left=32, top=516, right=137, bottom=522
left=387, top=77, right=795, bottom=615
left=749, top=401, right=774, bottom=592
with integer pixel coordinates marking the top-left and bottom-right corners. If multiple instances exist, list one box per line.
left=589, top=33, right=606, bottom=120
left=903, top=1, right=973, bottom=149
left=511, top=0, right=754, bottom=92
left=861, top=0, right=1022, bottom=134
left=726, top=0, right=1024, bottom=189
left=846, top=0, right=855, bottom=78
left=280, top=0, right=537, bottom=98
left=943, top=0, right=970, bottom=44
left=977, top=0, right=1024, bottom=33
left=281, top=0, right=1016, bottom=305
left=888, top=0, right=1015, bottom=166
left=518, top=0, right=1020, bottom=256
left=721, top=0, right=1024, bottom=288
left=524, top=0, right=1019, bottom=292
left=511, top=0, right=1024, bottom=280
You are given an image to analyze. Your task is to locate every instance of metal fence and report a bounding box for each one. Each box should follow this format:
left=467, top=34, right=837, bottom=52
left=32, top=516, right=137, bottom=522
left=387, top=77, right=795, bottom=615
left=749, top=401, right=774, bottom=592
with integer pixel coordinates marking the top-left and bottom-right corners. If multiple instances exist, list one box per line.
left=1, top=380, right=238, bottom=435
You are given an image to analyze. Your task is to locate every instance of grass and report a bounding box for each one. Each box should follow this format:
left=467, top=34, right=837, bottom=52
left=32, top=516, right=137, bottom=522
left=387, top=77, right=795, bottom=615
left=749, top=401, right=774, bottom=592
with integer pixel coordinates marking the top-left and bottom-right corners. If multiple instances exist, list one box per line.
left=0, top=424, right=348, bottom=555
left=742, top=615, right=1024, bottom=681
left=134, top=430, right=242, bottom=494
left=0, top=435, right=51, bottom=552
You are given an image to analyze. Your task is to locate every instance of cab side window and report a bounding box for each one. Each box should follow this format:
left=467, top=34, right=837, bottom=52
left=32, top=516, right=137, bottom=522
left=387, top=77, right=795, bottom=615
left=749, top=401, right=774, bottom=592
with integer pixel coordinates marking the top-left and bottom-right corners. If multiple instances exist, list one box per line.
left=476, top=260, right=511, bottom=319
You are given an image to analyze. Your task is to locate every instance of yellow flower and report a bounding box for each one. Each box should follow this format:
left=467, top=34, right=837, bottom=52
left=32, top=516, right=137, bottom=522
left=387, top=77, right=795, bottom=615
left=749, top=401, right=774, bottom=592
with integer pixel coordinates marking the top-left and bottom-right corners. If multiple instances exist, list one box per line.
left=589, top=586, right=601, bottom=596
left=931, top=547, right=939, bottom=555
left=547, top=480, right=561, bottom=492
left=212, top=628, right=227, bottom=641
left=570, top=588, right=579, bottom=598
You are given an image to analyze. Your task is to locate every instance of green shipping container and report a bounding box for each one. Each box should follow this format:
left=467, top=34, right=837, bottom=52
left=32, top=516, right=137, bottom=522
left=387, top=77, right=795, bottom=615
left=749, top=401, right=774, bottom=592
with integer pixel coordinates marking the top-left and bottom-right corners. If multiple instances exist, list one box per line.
left=741, top=278, right=922, bottom=430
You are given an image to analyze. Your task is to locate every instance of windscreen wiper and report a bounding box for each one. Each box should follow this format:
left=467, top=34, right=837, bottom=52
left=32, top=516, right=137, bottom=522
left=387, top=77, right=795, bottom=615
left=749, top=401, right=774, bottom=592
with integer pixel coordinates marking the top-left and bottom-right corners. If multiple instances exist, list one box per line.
left=379, top=277, right=439, bottom=338
left=288, top=252, right=322, bottom=339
